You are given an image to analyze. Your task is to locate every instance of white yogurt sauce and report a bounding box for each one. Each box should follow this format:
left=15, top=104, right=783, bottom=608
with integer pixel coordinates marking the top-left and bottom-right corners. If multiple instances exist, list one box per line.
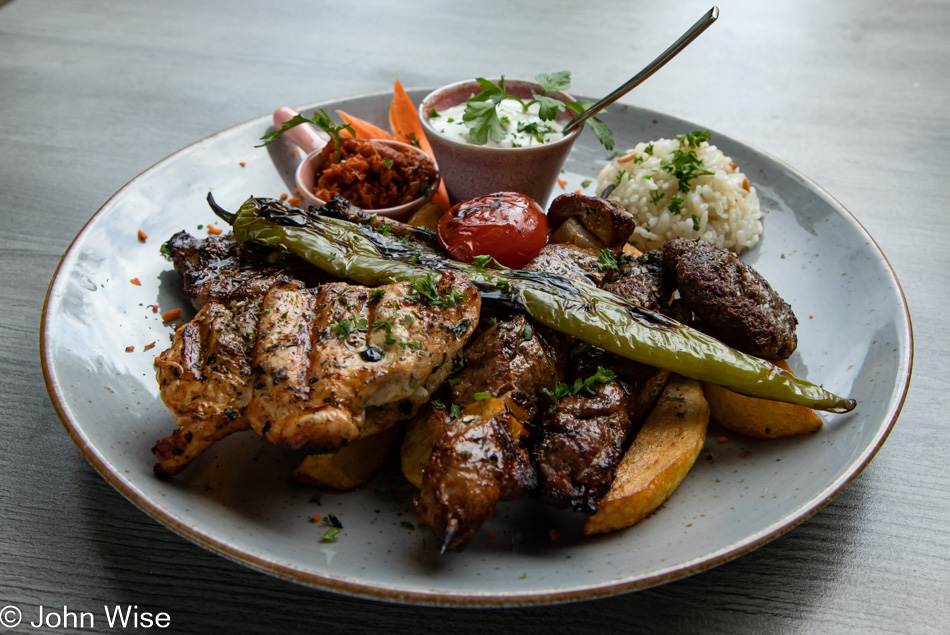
left=433, top=98, right=566, bottom=148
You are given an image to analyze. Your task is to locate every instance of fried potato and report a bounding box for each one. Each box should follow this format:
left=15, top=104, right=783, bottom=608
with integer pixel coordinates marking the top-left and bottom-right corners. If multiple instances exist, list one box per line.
left=293, top=423, right=403, bottom=491
left=703, top=360, right=823, bottom=439
left=407, top=202, right=443, bottom=231
left=584, top=375, right=709, bottom=536
left=400, top=406, right=442, bottom=489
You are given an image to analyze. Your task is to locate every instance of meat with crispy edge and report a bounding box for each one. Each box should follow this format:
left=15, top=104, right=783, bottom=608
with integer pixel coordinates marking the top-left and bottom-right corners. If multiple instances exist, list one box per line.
left=245, top=272, right=479, bottom=452
left=415, top=315, right=563, bottom=551
left=662, top=237, right=798, bottom=360
left=547, top=193, right=637, bottom=251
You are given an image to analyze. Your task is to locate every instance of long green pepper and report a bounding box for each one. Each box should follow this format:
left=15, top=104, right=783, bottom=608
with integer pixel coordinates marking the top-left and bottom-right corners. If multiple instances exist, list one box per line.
left=214, top=195, right=856, bottom=413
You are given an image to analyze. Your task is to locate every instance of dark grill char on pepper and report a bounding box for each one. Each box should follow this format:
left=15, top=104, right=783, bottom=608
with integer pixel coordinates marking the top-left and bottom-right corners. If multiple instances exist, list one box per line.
left=662, top=237, right=798, bottom=360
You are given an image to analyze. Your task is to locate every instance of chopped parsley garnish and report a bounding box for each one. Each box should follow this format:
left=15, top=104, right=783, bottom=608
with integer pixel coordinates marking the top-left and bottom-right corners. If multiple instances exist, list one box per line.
left=541, top=366, right=618, bottom=411
left=581, top=179, right=592, bottom=188
left=677, top=130, right=711, bottom=148
left=408, top=273, right=465, bottom=308
left=615, top=170, right=628, bottom=185
left=522, top=324, right=533, bottom=340
left=406, top=132, right=421, bottom=148
left=692, top=214, right=701, bottom=231
left=668, top=195, right=684, bottom=215
left=473, top=392, right=491, bottom=400
left=449, top=404, right=462, bottom=418
left=327, top=252, right=336, bottom=262
left=372, top=320, right=397, bottom=345
left=472, top=254, right=501, bottom=270
left=331, top=318, right=355, bottom=339
left=666, top=395, right=685, bottom=402
left=495, top=278, right=510, bottom=291
left=409, top=250, right=422, bottom=264
left=660, top=147, right=715, bottom=193
left=159, top=241, right=172, bottom=259
left=431, top=400, right=445, bottom=409
left=460, top=72, right=613, bottom=149
left=257, top=109, right=354, bottom=162
left=321, top=527, right=341, bottom=543
left=649, top=190, right=665, bottom=206
left=597, top=248, right=618, bottom=271
left=381, top=157, right=394, bottom=169
left=644, top=143, right=655, bottom=155
left=428, top=109, right=441, bottom=119
left=368, top=288, right=385, bottom=304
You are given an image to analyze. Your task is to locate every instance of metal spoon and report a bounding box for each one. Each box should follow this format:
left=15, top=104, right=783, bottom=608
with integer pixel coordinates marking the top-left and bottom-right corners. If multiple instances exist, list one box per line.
left=563, top=6, right=719, bottom=134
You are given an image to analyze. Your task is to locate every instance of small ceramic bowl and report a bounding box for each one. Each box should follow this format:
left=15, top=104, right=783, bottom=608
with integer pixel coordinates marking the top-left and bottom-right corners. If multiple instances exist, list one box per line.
left=418, top=79, right=582, bottom=206
left=272, top=107, right=440, bottom=220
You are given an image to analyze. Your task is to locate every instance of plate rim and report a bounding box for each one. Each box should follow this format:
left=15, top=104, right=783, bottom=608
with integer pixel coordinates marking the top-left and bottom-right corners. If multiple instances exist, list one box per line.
left=40, top=88, right=914, bottom=607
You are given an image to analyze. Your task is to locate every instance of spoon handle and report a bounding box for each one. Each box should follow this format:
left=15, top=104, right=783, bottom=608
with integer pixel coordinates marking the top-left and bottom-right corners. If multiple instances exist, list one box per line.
left=563, top=6, right=719, bottom=134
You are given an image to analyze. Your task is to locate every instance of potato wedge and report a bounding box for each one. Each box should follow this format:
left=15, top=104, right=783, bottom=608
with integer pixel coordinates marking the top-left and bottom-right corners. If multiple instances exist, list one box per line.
left=407, top=202, right=443, bottom=231
left=293, top=423, right=403, bottom=491
left=584, top=375, right=709, bottom=536
left=401, top=397, right=525, bottom=489
left=400, top=406, right=442, bottom=489
left=703, top=360, right=823, bottom=439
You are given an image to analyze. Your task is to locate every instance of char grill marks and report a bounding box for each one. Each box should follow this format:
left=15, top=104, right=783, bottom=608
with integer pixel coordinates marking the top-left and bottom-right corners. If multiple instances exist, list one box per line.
left=153, top=232, right=480, bottom=474
left=246, top=273, right=479, bottom=452
left=165, top=230, right=323, bottom=310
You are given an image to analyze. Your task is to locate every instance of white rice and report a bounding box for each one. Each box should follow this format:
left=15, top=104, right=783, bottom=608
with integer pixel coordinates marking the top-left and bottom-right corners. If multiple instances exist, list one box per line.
left=595, top=135, right=762, bottom=253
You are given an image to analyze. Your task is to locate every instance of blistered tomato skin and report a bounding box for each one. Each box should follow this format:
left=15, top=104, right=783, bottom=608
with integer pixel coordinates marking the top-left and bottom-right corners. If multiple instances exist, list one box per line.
left=437, top=192, right=548, bottom=269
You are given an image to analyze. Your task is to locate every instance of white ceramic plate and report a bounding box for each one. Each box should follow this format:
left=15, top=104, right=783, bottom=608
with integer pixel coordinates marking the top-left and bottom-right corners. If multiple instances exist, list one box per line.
left=41, top=89, right=912, bottom=607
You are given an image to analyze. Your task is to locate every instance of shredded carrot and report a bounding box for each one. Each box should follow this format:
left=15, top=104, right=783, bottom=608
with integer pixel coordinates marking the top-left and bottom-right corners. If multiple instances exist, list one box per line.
left=548, top=529, right=562, bottom=541
left=137, top=229, right=148, bottom=242
left=280, top=193, right=288, bottom=201
left=239, top=161, right=246, bottom=167
left=312, top=513, right=322, bottom=523
left=574, top=189, right=582, bottom=195
left=143, top=341, right=157, bottom=351
left=390, top=79, right=451, bottom=211
left=337, top=109, right=394, bottom=140
left=809, top=315, right=814, bottom=319
left=557, top=178, right=568, bottom=189
left=487, top=531, right=498, bottom=539
left=717, top=436, right=729, bottom=444
left=292, top=148, right=298, bottom=156
left=150, top=305, right=159, bottom=313
left=125, top=345, right=135, bottom=353
left=162, top=308, right=182, bottom=322
left=288, top=196, right=301, bottom=207
left=207, top=224, right=223, bottom=235
left=130, top=277, right=141, bottom=286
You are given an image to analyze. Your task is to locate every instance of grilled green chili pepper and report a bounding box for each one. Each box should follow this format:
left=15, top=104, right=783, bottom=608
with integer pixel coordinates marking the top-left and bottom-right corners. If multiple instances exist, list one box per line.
left=210, top=194, right=856, bottom=413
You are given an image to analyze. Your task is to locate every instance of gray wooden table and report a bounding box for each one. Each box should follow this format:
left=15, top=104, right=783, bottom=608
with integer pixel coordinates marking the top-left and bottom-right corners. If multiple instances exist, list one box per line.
left=2, top=0, right=947, bottom=631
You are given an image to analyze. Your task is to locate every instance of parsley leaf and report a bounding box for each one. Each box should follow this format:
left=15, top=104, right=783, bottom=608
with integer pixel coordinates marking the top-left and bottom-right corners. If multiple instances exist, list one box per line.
left=257, top=109, right=354, bottom=162
left=597, top=249, right=618, bottom=271
left=331, top=318, right=354, bottom=339
left=463, top=99, right=508, bottom=145
left=473, top=392, right=491, bottom=400
left=449, top=404, right=462, bottom=418
left=368, top=288, right=385, bottom=304
left=322, top=527, right=341, bottom=543
left=535, top=70, right=571, bottom=93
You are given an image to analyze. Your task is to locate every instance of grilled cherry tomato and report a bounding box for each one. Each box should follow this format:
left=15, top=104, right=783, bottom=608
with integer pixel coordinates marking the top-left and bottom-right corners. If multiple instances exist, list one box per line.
left=437, top=192, right=547, bottom=269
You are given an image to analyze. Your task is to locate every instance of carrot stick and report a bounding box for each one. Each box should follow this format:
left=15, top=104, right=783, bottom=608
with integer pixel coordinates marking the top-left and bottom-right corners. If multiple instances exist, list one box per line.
left=336, top=110, right=394, bottom=140
left=390, top=79, right=451, bottom=211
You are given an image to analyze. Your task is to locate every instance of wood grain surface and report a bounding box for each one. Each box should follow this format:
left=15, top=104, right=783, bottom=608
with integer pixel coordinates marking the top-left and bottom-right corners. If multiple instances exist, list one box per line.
left=2, top=0, right=948, bottom=632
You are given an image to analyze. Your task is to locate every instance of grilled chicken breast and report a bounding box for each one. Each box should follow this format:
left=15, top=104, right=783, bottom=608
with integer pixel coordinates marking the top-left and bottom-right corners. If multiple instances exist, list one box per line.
left=246, top=272, right=480, bottom=451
